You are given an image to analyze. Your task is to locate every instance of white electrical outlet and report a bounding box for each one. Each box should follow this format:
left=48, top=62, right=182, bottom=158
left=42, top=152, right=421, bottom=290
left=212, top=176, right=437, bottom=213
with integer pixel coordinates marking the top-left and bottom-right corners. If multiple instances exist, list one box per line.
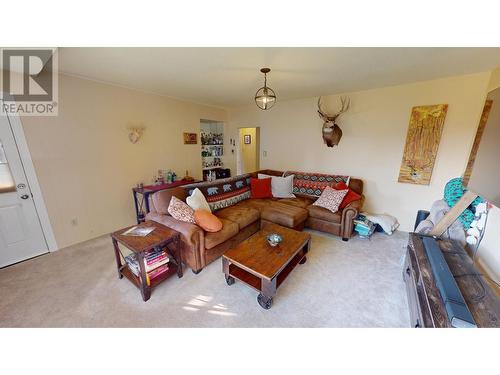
left=263, top=150, right=267, bottom=157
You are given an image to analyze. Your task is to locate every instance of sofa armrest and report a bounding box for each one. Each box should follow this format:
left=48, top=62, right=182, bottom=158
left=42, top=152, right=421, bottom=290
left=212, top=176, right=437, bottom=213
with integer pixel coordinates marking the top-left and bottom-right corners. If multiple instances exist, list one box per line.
left=340, top=195, right=365, bottom=239
left=146, top=212, right=204, bottom=272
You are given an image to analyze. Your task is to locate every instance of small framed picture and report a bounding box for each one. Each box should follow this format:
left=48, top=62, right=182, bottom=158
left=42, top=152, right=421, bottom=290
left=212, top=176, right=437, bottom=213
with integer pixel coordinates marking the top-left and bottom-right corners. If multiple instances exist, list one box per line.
left=244, top=134, right=251, bottom=144
left=183, top=132, right=197, bottom=144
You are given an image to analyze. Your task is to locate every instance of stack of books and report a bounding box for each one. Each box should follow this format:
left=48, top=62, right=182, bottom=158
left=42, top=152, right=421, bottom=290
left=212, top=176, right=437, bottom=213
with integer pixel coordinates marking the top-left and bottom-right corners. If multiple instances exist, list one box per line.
left=354, top=214, right=375, bottom=239
left=124, top=249, right=170, bottom=285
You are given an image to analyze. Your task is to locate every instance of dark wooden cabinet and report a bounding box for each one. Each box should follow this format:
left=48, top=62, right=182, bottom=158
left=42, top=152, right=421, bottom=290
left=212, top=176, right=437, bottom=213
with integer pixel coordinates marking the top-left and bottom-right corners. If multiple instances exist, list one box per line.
left=404, top=233, right=500, bottom=328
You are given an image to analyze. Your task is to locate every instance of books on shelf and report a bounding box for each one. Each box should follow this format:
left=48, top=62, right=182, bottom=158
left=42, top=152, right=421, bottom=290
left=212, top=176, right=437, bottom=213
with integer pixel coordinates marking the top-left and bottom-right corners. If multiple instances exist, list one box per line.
left=124, top=248, right=171, bottom=284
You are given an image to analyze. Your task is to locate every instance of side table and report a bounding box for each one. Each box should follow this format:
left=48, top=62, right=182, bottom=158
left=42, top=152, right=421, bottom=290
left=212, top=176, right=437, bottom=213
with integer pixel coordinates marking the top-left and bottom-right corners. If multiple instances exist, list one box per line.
left=111, top=220, right=183, bottom=301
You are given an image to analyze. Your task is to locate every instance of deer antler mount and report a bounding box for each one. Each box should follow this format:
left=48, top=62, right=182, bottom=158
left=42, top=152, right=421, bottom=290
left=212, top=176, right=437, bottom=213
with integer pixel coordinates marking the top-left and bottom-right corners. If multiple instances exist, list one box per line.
left=317, top=96, right=350, bottom=147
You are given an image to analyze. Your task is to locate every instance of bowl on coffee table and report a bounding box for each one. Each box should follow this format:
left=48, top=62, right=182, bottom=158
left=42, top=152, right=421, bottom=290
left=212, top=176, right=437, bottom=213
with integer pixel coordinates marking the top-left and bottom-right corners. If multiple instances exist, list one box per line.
left=266, top=233, right=283, bottom=247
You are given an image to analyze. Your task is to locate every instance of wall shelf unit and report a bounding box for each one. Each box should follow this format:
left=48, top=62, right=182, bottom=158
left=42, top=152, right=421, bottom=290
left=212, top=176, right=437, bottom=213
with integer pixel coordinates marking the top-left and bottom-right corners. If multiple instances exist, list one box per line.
left=200, top=120, right=229, bottom=180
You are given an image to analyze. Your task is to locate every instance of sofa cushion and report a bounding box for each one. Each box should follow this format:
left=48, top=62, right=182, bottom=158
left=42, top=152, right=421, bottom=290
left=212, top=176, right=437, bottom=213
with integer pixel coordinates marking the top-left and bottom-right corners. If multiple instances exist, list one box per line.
left=347, top=178, right=363, bottom=195
left=307, top=205, right=342, bottom=223
left=194, top=209, right=223, bottom=232
left=335, top=181, right=362, bottom=209
left=250, top=177, right=273, bottom=199
left=278, top=196, right=315, bottom=209
left=204, top=218, right=239, bottom=249
left=152, top=187, right=188, bottom=215
left=186, top=188, right=211, bottom=212
left=261, top=202, right=308, bottom=229
left=167, top=196, right=196, bottom=223
left=233, top=198, right=276, bottom=212
left=312, top=186, right=348, bottom=214
left=214, top=206, right=260, bottom=230
left=258, top=173, right=295, bottom=198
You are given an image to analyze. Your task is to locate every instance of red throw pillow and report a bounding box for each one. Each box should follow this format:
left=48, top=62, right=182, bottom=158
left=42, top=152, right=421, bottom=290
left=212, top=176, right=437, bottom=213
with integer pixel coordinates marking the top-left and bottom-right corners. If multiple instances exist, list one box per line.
left=250, top=177, right=272, bottom=199
left=335, top=181, right=362, bottom=209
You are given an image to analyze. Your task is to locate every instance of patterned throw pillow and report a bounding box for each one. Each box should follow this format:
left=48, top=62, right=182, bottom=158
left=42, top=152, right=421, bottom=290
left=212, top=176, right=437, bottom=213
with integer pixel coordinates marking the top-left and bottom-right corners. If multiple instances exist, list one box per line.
left=313, top=186, right=349, bottom=214
left=167, top=196, right=196, bottom=223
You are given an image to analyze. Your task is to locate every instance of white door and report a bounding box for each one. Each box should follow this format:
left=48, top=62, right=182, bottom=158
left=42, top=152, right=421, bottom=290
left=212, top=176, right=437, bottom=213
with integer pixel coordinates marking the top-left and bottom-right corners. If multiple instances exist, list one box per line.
left=0, top=113, right=48, bottom=267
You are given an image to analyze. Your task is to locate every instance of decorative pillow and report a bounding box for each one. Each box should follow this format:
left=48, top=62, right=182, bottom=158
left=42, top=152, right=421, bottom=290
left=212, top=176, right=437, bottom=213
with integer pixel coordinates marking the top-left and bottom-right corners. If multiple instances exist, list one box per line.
left=313, top=186, right=348, bottom=214
left=335, top=181, right=362, bottom=209
left=258, top=173, right=295, bottom=198
left=186, top=188, right=211, bottom=212
left=250, top=177, right=273, bottom=199
left=167, top=196, right=196, bottom=223
left=152, top=189, right=187, bottom=215
left=194, top=209, right=223, bottom=232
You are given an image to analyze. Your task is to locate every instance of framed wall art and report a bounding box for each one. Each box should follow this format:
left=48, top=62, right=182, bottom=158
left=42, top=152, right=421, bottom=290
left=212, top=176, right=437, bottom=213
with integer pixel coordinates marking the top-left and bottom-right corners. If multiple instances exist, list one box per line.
left=398, top=104, right=448, bottom=185
left=183, top=132, right=197, bottom=144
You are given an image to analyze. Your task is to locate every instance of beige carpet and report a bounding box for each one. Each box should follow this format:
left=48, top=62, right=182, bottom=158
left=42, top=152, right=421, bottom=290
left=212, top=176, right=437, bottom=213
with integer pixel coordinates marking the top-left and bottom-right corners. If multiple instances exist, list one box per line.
left=0, top=229, right=410, bottom=327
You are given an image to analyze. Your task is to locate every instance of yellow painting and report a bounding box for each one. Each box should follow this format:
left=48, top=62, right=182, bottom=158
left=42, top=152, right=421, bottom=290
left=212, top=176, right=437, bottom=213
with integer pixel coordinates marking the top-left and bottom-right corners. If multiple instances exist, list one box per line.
left=398, top=104, right=448, bottom=185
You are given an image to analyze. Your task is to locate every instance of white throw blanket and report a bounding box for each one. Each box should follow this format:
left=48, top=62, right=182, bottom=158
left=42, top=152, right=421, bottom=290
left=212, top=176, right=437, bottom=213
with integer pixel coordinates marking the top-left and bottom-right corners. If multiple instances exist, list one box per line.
left=361, top=212, right=400, bottom=235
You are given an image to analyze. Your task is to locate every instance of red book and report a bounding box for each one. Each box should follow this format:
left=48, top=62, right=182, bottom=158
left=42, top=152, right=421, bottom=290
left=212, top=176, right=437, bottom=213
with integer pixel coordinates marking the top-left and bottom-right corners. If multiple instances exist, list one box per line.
left=145, top=250, right=166, bottom=260
left=145, top=257, right=169, bottom=272
left=146, top=253, right=169, bottom=265
left=148, top=264, right=169, bottom=280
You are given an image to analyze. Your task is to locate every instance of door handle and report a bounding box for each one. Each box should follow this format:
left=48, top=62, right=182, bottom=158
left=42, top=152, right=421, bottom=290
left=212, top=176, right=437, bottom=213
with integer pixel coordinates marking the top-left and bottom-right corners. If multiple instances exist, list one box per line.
left=20, top=194, right=30, bottom=200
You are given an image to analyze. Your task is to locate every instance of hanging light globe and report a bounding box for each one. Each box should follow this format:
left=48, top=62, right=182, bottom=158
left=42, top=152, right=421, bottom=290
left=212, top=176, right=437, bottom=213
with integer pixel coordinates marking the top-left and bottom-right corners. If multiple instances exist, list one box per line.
left=255, top=68, right=276, bottom=110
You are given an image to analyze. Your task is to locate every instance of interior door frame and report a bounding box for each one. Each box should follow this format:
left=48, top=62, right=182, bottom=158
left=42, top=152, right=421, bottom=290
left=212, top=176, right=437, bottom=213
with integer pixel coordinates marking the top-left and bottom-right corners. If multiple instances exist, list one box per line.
left=236, top=126, right=260, bottom=175
left=1, top=94, right=58, bottom=252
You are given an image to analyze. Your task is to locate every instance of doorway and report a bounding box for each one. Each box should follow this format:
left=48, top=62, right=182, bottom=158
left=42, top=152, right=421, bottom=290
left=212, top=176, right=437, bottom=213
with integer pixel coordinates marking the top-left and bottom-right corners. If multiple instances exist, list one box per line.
left=0, top=112, right=48, bottom=267
left=237, top=127, right=260, bottom=174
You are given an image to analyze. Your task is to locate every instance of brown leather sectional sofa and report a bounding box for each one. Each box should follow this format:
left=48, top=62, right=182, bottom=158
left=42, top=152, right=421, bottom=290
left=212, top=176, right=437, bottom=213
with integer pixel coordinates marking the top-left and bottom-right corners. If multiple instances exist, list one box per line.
left=146, top=169, right=363, bottom=274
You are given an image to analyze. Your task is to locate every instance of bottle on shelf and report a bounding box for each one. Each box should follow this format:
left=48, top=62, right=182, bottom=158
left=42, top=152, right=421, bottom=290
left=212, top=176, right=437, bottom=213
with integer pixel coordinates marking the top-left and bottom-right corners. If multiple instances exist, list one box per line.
left=157, top=170, right=165, bottom=185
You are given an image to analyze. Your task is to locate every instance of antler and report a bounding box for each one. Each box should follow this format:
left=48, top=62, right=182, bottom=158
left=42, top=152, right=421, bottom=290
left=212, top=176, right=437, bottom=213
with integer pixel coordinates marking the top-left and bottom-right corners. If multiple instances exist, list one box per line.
left=317, top=96, right=350, bottom=122
left=317, top=97, right=328, bottom=120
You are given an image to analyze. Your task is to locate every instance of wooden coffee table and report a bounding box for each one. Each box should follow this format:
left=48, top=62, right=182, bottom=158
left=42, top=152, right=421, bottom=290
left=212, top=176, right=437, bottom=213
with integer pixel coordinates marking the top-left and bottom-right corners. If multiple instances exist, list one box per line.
left=222, top=223, right=311, bottom=309
left=111, top=220, right=182, bottom=301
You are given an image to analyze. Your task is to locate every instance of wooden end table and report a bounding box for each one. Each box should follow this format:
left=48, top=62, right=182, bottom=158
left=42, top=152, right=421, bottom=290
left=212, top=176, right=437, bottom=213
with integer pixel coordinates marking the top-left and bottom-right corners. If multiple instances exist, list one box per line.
left=111, top=220, right=183, bottom=301
left=222, top=223, right=311, bottom=309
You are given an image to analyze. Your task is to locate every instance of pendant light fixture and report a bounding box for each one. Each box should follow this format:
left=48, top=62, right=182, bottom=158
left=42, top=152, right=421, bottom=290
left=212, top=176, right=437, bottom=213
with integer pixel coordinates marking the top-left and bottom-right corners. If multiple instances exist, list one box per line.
left=255, top=68, right=276, bottom=110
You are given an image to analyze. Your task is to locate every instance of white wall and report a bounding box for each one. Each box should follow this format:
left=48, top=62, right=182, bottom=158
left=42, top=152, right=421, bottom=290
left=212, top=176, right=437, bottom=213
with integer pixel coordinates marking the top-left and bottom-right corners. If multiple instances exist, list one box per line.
left=21, top=74, right=227, bottom=249
left=228, top=73, right=491, bottom=233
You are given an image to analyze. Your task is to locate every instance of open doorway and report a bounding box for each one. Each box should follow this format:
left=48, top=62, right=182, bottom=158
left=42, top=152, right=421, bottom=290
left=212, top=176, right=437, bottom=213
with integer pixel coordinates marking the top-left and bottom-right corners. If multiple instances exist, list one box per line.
left=237, top=127, right=260, bottom=174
